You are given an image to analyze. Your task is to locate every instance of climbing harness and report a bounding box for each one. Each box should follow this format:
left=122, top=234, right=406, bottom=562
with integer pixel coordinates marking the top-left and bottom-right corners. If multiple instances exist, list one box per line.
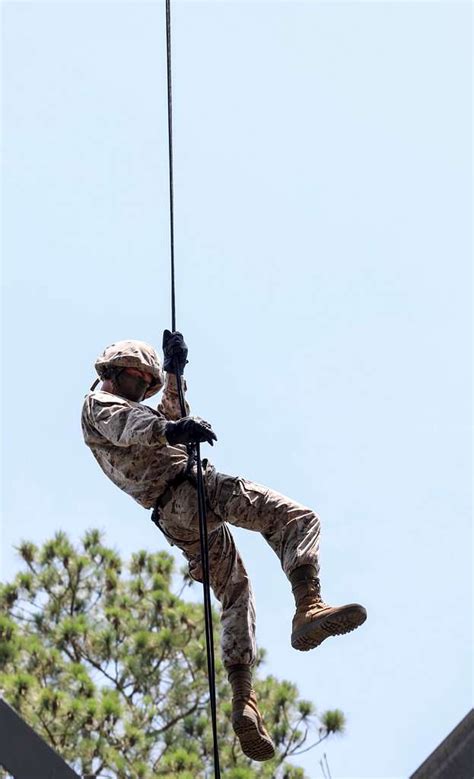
left=164, top=2, right=221, bottom=776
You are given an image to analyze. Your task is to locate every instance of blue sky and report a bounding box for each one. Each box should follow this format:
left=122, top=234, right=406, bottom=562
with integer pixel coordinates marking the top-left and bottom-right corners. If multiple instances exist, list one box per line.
left=1, top=2, right=471, bottom=778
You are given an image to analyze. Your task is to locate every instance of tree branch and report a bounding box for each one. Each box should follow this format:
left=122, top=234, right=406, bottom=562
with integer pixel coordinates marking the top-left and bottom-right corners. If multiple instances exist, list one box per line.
left=154, top=698, right=201, bottom=735
left=277, top=713, right=306, bottom=763
left=291, top=730, right=329, bottom=757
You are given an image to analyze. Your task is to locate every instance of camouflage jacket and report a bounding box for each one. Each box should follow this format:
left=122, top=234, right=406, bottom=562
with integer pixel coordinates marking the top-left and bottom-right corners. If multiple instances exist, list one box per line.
left=81, top=373, right=191, bottom=509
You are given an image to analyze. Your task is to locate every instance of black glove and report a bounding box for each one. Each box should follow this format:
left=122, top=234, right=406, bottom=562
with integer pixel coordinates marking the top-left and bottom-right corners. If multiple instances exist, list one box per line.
left=162, top=330, right=188, bottom=375
left=165, top=416, right=217, bottom=447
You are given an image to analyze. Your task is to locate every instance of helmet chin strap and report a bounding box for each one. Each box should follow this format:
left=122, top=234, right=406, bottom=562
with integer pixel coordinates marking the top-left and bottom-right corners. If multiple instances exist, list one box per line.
left=113, top=370, right=150, bottom=402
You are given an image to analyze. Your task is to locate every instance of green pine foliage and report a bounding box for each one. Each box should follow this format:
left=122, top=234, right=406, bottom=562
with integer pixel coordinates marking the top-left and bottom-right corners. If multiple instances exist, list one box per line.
left=0, top=530, right=345, bottom=778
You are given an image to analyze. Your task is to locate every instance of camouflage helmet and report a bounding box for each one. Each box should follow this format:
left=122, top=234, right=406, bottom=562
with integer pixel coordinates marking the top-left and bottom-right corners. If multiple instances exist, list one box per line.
left=95, top=340, right=164, bottom=398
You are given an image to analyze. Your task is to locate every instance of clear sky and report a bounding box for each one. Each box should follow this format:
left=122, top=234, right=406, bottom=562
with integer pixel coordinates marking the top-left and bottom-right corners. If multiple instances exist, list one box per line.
left=1, top=2, right=471, bottom=778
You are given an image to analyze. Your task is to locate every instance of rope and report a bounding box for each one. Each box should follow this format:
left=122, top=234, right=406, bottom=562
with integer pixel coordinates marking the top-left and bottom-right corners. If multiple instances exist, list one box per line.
left=165, top=0, right=177, bottom=332
left=174, top=374, right=221, bottom=779
left=165, top=3, right=221, bottom=776
left=195, top=441, right=220, bottom=773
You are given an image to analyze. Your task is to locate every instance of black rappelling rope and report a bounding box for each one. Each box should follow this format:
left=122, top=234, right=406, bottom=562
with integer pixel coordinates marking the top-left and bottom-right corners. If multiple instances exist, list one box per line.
left=164, top=2, right=221, bottom=777
left=165, top=0, right=177, bottom=333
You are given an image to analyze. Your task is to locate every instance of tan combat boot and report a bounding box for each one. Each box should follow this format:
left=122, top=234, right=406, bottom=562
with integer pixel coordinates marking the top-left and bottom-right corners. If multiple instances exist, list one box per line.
left=290, top=565, right=367, bottom=652
left=228, top=664, right=275, bottom=762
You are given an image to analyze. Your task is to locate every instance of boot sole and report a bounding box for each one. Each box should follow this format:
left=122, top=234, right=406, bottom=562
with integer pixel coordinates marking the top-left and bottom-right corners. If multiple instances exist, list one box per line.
left=233, top=714, right=276, bottom=761
left=291, top=604, right=367, bottom=652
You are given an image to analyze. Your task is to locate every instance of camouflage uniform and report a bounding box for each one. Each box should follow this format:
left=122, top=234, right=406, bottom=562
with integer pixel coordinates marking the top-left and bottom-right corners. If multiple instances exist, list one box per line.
left=154, top=470, right=320, bottom=667
left=82, top=342, right=321, bottom=668
left=82, top=371, right=191, bottom=509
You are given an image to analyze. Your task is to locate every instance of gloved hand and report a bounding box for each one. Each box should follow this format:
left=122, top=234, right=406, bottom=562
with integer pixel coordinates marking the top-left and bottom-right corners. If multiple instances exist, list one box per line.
left=162, top=330, right=188, bottom=375
left=165, top=416, right=217, bottom=447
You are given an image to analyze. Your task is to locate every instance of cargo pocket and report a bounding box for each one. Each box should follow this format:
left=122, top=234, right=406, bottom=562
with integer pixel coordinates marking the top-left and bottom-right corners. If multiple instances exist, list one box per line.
left=237, top=478, right=268, bottom=508
left=188, top=556, right=203, bottom=583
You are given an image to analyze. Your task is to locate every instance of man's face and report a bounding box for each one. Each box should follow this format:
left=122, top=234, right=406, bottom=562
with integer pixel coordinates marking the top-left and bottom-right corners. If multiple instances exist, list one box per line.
left=125, top=367, right=154, bottom=385
left=114, top=367, right=154, bottom=402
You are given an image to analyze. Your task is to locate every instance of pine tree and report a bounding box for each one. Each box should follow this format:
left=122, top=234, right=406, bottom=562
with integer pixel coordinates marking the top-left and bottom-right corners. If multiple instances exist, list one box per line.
left=0, top=530, right=345, bottom=778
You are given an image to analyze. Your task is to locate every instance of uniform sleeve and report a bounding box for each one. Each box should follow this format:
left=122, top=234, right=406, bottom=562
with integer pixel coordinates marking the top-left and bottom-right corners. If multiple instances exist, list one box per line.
left=89, top=397, right=168, bottom=447
left=157, top=373, right=191, bottom=420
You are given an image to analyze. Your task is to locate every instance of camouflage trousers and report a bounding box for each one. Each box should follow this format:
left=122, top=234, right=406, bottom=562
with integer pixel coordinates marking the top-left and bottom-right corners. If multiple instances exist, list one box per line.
left=153, top=466, right=320, bottom=668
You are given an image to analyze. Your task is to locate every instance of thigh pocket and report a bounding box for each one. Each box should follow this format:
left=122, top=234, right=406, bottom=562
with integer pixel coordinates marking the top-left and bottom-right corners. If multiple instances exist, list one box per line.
left=225, top=479, right=269, bottom=526
left=210, top=474, right=269, bottom=522
left=187, top=556, right=203, bottom=583
left=238, top=478, right=268, bottom=506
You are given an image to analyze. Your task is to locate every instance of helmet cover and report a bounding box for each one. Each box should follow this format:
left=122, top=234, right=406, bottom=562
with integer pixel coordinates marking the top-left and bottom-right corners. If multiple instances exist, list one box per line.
left=95, top=340, right=164, bottom=399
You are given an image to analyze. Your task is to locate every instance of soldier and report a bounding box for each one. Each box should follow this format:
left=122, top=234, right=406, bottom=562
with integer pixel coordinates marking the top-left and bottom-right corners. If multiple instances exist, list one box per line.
left=82, top=334, right=367, bottom=762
